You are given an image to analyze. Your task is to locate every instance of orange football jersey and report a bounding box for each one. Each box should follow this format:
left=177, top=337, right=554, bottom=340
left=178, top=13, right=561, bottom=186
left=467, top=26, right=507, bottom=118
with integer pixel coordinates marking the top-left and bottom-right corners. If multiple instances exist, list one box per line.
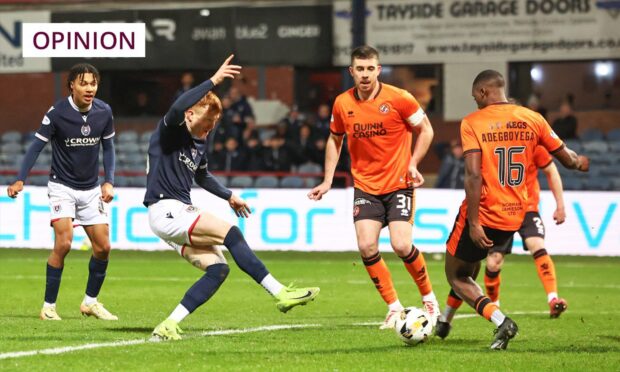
left=460, top=103, right=563, bottom=231
left=330, top=83, right=425, bottom=195
left=526, top=146, right=554, bottom=212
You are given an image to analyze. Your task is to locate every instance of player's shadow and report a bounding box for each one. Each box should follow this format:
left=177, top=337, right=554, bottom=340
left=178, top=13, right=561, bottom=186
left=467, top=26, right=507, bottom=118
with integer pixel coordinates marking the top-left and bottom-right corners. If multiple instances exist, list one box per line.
left=106, top=326, right=153, bottom=333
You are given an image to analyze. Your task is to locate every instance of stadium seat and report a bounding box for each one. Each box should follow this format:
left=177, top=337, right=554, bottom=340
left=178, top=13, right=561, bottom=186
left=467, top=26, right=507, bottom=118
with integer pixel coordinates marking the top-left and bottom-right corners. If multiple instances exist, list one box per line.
left=128, top=176, right=147, bottom=187
left=114, top=176, right=130, bottom=187
left=29, top=175, right=49, bottom=186
left=280, top=175, right=305, bottom=188
left=562, top=177, right=583, bottom=190
left=1, top=131, right=22, bottom=143
left=140, top=131, right=154, bottom=143
left=600, top=164, right=620, bottom=177
left=229, top=176, right=253, bottom=188
left=586, top=176, right=611, bottom=191
left=1, top=142, right=24, bottom=155
left=611, top=177, right=620, bottom=191
left=298, top=162, right=322, bottom=174
left=606, top=129, right=620, bottom=142
left=580, top=128, right=604, bottom=141
left=563, top=139, right=582, bottom=153
left=608, top=141, right=620, bottom=153
left=117, top=130, right=139, bottom=143
left=215, top=175, right=228, bottom=187
left=581, top=140, right=609, bottom=154
left=254, top=176, right=279, bottom=188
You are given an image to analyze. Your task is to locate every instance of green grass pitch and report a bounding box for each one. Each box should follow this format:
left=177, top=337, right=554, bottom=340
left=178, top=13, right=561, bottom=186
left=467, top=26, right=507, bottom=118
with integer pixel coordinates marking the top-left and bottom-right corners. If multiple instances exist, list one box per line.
left=1, top=249, right=619, bottom=371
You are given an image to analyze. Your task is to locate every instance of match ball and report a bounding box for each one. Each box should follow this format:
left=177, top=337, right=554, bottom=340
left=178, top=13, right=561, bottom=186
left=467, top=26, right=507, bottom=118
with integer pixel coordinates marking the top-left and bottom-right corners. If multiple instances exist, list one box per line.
left=394, top=307, right=433, bottom=346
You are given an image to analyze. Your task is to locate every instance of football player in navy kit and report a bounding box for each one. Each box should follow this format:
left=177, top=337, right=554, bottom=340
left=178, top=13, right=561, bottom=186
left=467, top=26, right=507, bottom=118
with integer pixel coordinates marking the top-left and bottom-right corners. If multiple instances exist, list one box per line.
left=145, top=55, right=319, bottom=341
left=7, top=63, right=118, bottom=321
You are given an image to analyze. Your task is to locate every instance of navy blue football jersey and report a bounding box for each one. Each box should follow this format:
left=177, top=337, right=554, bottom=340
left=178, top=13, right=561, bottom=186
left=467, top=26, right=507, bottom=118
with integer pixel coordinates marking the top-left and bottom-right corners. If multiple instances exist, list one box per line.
left=143, top=117, right=209, bottom=207
left=35, top=96, right=114, bottom=190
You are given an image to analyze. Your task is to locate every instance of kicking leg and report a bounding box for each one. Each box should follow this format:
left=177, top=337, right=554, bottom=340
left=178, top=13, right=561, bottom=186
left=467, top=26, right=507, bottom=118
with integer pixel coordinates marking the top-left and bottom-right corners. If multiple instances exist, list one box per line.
left=191, top=211, right=319, bottom=313
left=527, top=238, right=566, bottom=318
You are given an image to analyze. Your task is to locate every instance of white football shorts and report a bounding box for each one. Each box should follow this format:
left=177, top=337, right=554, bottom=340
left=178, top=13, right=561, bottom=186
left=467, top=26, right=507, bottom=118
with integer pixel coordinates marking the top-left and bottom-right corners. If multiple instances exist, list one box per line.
left=47, top=181, right=108, bottom=226
left=148, top=199, right=202, bottom=254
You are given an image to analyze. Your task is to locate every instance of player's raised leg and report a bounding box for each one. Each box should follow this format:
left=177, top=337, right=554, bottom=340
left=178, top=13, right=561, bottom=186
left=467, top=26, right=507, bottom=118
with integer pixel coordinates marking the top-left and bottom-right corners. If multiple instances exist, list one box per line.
left=41, top=218, right=73, bottom=320
left=190, top=210, right=319, bottom=314
left=80, top=223, right=117, bottom=320
left=526, top=238, right=567, bottom=318
left=355, top=219, right=402, bottom=329
left=389, top=221, right=438, bottom=325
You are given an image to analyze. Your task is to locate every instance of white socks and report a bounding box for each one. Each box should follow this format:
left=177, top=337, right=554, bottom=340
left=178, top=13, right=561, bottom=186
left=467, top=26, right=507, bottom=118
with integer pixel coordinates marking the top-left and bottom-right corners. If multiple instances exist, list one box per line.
left=440, top=305, right=456, bottom=323
left=388, top=299, right=404, bottom=312
left=422, top=292, right=437, bottom=302
left=547, top=292, right=558, bottom=303
left=260, top=274, right=285, bottom=296
left=490, top=309, right=506, bottom=327
left=44, top=302, right=56, bottom=308
left=169, top=304, right=190, bottom=323
left=83, top=295, right=97, bottom=306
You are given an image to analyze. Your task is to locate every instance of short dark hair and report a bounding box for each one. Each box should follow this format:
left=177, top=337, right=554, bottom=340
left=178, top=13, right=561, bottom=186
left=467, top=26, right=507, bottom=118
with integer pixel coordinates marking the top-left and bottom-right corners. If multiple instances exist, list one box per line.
left=67, top=63, right=100, bottom=91
left=350, top=45, right=379, bottom=65
left=472, top=70, right=505, bottom=90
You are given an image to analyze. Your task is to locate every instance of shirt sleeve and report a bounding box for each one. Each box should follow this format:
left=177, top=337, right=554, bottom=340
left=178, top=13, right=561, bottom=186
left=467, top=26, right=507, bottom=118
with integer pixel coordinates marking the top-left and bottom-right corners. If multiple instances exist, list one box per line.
left=535, top=114, right=564, bottom=154
left=35, top=107, right=55, bottom=142
left=102, top=104, right=115, bottom=140
left=534, top=146, right=553, bottom=169
left=396, top=90, right=425, bottom=127
left=329, top=100, right=346, bottom=136
left=460, top=119, right=480, bottom=155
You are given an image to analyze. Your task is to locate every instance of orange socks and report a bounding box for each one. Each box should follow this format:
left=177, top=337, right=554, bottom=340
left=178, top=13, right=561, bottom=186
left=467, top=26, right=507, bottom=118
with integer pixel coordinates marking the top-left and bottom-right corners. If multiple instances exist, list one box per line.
left=363, top=252, right=398, bottom=305
left=400, top=245, right=433, bottom=296
left=484, top=268, right=501, bottom=303
left=533, top=249, right=558, bottom=299
left=475, top=295, right=499, bottom=321
left=447, top=288, right=463, bottom=310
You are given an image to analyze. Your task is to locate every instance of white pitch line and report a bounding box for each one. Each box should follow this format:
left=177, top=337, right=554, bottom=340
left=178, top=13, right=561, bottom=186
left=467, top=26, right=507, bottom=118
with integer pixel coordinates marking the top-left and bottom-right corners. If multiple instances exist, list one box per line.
left=352, top=310, right=550, bottom=326
left=0, top=324, right=321, bottom=361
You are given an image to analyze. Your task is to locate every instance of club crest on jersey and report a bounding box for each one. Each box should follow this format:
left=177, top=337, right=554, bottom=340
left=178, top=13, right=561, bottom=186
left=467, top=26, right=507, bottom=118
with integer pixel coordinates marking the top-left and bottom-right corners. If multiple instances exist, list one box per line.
left=378, top=103, right=390, bottom=114
left=81, top=124, right=91, bottom=136
left=191, top=148, right=198, bottom=159
left=53, top=204, right=61, bottom=213
left=42, top=115, right=50, bottom=125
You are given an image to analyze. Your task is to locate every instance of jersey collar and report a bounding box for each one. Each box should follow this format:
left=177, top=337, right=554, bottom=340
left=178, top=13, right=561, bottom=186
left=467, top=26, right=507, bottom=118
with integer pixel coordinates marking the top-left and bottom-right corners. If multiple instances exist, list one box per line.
left=68, top=95, right=92, bottom=113
left=354, top=82, right=383, bottom=101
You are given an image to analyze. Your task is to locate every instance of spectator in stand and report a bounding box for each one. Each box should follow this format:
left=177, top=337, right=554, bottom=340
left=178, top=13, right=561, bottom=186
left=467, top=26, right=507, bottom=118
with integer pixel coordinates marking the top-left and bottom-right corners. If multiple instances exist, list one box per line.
left=243, top=135, right=265, bottom=171
left=262, top=135, right=292, bottom=172
left=291, top=124, right=315, bottom=166
left=128, top=91, right=156, bottom=116
left=283, top=104, right=304, bottom=142
left=551, top=101, right=578, bottom=140
left=242, top=116, right=259, bottom=142
left=526, top=93, right=548, bottom=120
left=173, top=72, right=195, bottom=102
left=314, top=103, right=331, bottom=140
left=308, top=137, right=326, bottom=168
left=229, top=86, right=254, bottom=120
left=435, top=139, right=465, bottom=189
left=219, top=137, right=247, bottom=172
left=207, top=141, right=225, bottom=171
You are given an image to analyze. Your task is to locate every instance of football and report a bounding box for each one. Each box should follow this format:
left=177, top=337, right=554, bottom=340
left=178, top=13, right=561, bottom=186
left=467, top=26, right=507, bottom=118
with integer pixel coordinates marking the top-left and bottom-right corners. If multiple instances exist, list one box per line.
left=394, top=307, right=433, bottom=346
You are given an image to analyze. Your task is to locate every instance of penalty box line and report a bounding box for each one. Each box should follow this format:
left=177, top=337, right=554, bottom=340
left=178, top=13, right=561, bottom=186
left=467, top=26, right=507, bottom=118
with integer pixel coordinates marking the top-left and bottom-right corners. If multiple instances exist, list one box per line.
left=0, top=324, right=321, bottom=361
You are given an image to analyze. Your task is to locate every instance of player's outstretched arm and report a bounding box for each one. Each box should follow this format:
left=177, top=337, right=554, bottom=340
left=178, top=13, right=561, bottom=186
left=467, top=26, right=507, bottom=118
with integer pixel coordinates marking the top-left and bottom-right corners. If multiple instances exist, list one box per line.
left=553, top=146, right=589, bottom=172
left=165, top=55, right=241, bottom=127
left=542, top=162, right=566, bottom=225
left=464, top=151, right=493, bottom=249
left=308, top=133, right=343, bottom=201
left=7, top=137, right=47, bottom=198
left=408, top=116, right=434, bottom=188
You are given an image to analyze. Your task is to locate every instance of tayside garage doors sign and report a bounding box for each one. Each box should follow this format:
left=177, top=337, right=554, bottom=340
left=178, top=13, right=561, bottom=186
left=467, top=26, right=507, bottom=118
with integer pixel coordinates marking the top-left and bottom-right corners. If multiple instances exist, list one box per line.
left=334, top=0, right=620, bottom=65
left=51, top=5, right=332, bottom=70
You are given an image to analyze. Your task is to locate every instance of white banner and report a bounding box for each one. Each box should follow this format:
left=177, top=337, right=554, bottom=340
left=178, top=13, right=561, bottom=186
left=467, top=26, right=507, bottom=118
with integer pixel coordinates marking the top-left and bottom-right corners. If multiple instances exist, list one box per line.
left=22, top=23, right=146, bottom=58
left=0, top=187, right=618, bottom=256
left=333, top=0, right=620, bottom=65
left=0, top=11, right=51, bottom=73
